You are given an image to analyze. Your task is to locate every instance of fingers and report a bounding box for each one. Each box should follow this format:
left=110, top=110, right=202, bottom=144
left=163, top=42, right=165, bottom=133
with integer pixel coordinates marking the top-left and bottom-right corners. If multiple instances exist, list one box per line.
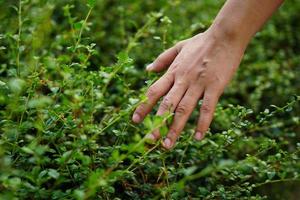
left=132, top=73, right=174, bottom=123
left=157, top=81, right=188, bottom=115
left=194, top=88, right=220, bottom=140
left=146, top=43, right=182, bottom=72
left=163, top=86, right=204, bottom=149
left=147, top=80, right=188, bottom=141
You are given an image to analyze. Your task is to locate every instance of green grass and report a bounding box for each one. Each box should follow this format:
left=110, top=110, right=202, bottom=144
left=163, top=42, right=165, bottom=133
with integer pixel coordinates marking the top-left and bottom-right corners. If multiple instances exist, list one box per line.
left=0, top=0, right=299, bottom=199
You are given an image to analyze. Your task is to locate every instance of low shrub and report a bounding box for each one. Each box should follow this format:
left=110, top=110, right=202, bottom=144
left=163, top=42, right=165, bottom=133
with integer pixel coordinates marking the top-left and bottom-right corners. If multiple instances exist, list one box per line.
left=0, top=0, right=299, bottom=199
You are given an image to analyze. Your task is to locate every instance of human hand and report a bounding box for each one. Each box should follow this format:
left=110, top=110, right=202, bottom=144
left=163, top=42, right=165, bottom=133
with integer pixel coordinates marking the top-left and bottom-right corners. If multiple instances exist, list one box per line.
left=132, top=29, right=247, bottom=149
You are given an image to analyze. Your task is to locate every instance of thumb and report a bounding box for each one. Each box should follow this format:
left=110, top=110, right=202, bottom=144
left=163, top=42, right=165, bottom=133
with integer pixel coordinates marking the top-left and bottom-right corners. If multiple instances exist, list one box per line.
left=147, top=42, right=183, bottom=72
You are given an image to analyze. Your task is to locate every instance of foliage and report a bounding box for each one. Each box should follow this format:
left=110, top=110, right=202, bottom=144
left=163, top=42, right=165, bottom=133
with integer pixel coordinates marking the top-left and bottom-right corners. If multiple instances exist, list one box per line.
left=0, top=0, right=299, bottom=199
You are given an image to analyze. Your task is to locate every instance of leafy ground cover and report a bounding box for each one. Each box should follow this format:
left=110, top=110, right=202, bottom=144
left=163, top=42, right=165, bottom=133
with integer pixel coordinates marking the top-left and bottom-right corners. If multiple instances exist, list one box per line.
left=0, top=0, right=299, bottom=199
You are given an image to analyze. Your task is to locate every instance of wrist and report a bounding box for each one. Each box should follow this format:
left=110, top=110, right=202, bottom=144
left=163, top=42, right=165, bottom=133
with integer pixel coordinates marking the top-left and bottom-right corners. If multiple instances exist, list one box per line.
left=206, top=20, right=251, bottom=50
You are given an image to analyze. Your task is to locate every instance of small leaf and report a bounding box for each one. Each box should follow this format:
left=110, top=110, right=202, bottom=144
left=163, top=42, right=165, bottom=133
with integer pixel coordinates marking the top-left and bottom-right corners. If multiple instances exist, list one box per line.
left=153, top=115, right=163, bottom=128
left=74, top=21, right=83, bottom=30
left=144, top=116, right=153, bottom=132
left=28, top=96, right=53, bottom=108
left=87, top=0, right=96, bottom=8
left=48, top=169, right=60, bottom=179
left=8, top=177, right=21, bottom=189
left=267, top=171, right=276, bottom=179
left=22, top=146, right=34, bottom=154
left=8, top=78, right=26, bottom=94
left=0, top=80, right=6, bottom=86
left=129, top=98, right=139, bottom=105
left=159, top=125, right=168, bottom=137
left=182, top=166, right=197, bottom=176
left=74, top=190, right=85, bottom=200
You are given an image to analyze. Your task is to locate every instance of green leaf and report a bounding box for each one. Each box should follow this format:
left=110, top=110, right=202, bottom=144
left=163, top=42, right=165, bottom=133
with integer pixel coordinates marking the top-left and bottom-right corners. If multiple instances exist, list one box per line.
left=159, top=125, right=168, bottom=137
left=8, top=78, right=26, bottom=94
left=8, top=177, right=21, bottom=189
left=129, top=98, right=139, bottom=105
left=182, top=166, right=197, bottom=176
left=21, top=146, right=34, bottom=154
left=144, top=116, right=153, bottom=132
left=153, top=115, right=163, bottom=128
left=74, top=190, right=85, bottom=200
left=0, top=80, right=6, bottom=86
left=87, top=0, right=96, bottom=8
left=28, top=96, right=53, bottom=108
left=74, top=21, right=83, bottom=30
left=48, top=169, right=60, bottom=179
left=267, top=171, right=276, bottom=179
left=117, top=51, right=132, bottom=64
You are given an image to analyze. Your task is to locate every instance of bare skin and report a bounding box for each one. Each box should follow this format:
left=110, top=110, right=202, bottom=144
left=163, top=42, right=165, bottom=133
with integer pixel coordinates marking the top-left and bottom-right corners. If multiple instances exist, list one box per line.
left=132, top=0, right=284, bottom=149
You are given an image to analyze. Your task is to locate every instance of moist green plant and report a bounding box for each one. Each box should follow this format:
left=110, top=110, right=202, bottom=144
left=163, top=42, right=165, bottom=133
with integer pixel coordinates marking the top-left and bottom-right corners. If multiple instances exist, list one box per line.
left=0, top=0, right=299, bottom=199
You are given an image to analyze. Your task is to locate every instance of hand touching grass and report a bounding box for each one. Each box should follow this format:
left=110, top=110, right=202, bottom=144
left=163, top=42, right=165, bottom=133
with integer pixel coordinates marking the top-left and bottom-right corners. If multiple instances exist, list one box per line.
left=132, top=29, right=246, bottom=149
left=132, top=0, right=283, bottom=149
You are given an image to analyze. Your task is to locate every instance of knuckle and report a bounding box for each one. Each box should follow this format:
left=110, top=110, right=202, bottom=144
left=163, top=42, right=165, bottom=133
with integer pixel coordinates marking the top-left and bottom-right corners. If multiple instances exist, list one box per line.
left=167, top=128, right=178, bottom=140
left=135, top=106, right=144, bottom=116
left=161, top=97, right=173, bottom=111
left=196, top=69, right=207, bottom=79
left=201, top=103, right=212, bottom=114
left=164, top=72, right=174, bottom=82
left=176, top=103, right=189, bottom=115
left=201, top=60, right=209, bottom=70
left=196, top=61, right=209, bottom=79
left=175, top=79, right=186, bottom=87
left=147, top=85, right=157, bottom=97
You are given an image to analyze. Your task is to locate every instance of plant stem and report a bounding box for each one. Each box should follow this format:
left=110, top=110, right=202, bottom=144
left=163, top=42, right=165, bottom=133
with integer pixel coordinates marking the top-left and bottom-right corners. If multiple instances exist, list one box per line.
left=126, top=141, right=161, bottom=171
left=253, top=178, right=300, bottom=188
left=16, top=0, right=22, bottom=77
left=125, top=13, right=161, bottom=53
left=74, top=7, right=93, bottom=52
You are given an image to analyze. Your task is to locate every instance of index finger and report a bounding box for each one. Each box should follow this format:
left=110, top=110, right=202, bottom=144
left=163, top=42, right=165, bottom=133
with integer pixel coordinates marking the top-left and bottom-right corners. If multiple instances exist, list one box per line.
left=132, top=73, right=174, bottom=123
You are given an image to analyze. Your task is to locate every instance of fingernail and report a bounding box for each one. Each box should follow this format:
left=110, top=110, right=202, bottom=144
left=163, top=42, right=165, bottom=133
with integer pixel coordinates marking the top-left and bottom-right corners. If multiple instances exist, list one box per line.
left=163, top=138, right=172, bottom=149
left=145, top=134, right=156, bottom=144
left=132, top=113, right=141, bottom=123
left=145, top=134, right=155, bottom=140
left=195, top=131, right=203, bottom=140
left=146, top=63, right=153, bottom=71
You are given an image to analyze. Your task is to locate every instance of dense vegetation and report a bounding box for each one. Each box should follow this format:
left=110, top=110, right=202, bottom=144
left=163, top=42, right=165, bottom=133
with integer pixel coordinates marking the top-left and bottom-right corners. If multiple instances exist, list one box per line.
left=0, top=0, right=299, bottom=199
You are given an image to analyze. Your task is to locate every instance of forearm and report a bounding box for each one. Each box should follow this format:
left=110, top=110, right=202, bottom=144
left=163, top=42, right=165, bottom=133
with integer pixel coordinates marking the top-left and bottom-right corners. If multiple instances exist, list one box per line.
left=208, top=0, right=284, bottom=47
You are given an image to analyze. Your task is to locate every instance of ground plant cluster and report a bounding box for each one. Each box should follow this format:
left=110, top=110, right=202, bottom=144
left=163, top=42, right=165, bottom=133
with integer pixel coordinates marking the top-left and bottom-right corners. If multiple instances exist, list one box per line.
left=0, top=0, right=299, bottom=199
